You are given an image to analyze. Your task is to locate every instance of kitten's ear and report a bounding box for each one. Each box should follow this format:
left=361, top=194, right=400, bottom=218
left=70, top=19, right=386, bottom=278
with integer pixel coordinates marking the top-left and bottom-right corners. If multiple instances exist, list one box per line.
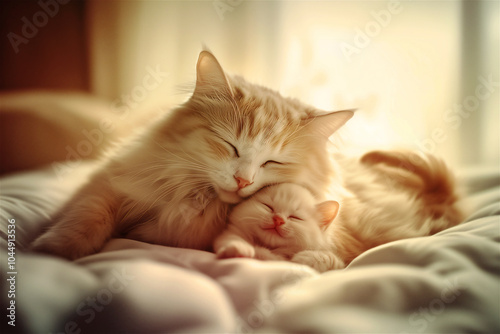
left=194, top=51, right=233, bottom=97
left=316, top=200, right=340, bottom=231
left=305, top=109, right=355, bottom=139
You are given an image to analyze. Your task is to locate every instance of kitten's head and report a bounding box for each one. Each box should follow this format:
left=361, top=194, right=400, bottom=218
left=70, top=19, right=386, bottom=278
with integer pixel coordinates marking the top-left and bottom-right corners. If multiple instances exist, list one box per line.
left=229, top=183, right=339, bottom=254
left=161, top=51, right=353, bottom=204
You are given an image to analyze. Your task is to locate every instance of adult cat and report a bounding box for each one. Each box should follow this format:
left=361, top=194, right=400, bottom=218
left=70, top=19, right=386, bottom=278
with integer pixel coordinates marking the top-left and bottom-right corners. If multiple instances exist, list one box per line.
left=31, top=51, right=354, bottom=260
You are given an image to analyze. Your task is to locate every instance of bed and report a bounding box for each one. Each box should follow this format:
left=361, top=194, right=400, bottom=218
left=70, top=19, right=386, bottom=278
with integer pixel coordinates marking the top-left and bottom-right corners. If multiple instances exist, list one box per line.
left=1, top=93, right=499, bottom=333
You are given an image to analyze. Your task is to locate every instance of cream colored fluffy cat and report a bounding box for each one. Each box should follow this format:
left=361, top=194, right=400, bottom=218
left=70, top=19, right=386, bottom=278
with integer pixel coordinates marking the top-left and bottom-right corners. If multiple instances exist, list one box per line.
left=213, top=183, right=343, bottom=268
left=31, top=51, right=354, bottom=260
left=215, top=150, right=464, bottom=273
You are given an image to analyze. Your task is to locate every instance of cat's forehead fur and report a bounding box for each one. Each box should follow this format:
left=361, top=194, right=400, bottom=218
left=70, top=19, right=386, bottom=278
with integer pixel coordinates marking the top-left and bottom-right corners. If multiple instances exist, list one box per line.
left=230, top=75, right=317, bottom=119
left=257, top=183, right=316, bottom=208
left=193, top=74, right=317, bottom=149
left=231, top=76, right=316, bottom=137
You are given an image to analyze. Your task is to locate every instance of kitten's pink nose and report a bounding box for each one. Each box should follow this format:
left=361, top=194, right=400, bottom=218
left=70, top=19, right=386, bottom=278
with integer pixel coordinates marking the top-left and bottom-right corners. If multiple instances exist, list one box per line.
left=273, top=215, right=285, bottom=227
left=234, top=176, right=253, bottom=189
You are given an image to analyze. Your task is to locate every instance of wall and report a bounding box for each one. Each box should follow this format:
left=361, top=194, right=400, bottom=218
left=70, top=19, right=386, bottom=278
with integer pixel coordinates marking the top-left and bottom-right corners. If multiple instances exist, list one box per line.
left=0, top=0, right=89, bottom=91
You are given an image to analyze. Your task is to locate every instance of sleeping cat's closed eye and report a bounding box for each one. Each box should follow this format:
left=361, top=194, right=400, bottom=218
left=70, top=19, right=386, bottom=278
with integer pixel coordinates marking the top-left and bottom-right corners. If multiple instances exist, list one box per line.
left=261, top=160, right=283, bottom=168
left=262, top=203, right=274, bottom=212
left=223, top=140, right=240, bottom=157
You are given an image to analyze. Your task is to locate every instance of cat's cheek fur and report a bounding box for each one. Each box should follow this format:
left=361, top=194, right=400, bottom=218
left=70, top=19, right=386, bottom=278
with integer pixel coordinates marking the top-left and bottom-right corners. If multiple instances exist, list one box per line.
left=210, top=162, right=238, bottom=189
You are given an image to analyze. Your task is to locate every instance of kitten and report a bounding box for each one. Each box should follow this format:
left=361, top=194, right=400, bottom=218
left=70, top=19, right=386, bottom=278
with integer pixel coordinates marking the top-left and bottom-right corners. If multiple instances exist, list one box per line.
left=213, top=183, right=344, bottom=269
left=31, top=51, right=354, bottom=260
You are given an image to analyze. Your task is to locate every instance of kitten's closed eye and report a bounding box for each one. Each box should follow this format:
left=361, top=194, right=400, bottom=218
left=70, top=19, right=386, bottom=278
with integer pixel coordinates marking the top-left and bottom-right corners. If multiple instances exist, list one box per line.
left=261, top=202, right=302, bottom=220
left=262, top=203, right=274, bottom=212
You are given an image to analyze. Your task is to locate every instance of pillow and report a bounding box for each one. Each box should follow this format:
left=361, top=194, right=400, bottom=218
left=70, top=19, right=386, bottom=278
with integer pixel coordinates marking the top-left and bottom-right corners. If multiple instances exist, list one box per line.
left=0, top=91, right=117, bottom=175
left=0, top=162, right=97, bottom=250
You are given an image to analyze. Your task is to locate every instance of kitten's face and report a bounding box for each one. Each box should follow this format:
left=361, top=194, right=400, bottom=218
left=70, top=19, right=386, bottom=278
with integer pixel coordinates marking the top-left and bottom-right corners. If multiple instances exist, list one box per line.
left=178, top=52, right=353, bottom=204
left=229, top=183, right=338, bottom=253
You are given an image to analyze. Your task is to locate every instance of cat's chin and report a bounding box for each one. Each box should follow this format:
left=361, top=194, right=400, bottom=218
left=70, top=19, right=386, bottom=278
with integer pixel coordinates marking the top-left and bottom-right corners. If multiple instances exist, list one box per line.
left=262, top=226, right=288, bottom=239
left=216, top=188, right=243, bottom=204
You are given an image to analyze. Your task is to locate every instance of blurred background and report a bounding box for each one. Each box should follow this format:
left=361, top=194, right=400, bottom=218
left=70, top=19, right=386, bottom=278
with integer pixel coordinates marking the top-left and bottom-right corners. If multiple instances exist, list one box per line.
left=0, top=0, right=498, bottom=175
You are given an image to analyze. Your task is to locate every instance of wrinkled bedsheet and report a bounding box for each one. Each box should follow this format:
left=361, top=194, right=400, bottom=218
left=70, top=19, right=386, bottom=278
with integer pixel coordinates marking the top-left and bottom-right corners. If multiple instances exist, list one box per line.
left=1, top=162, right=499, bottom=333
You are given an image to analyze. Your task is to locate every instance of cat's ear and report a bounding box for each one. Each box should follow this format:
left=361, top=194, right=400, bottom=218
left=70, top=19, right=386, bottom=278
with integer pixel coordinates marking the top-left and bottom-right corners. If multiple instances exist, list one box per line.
left=316, top=200, right=340, bottom=231
left=304, top=109, right=355, bottom=139
left=194, top=51, right=233, bottom=97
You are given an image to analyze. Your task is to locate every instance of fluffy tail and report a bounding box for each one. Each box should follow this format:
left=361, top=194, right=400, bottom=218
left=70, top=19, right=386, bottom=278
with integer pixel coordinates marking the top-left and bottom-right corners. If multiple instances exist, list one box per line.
left=361, top=150, right=465, bottom=232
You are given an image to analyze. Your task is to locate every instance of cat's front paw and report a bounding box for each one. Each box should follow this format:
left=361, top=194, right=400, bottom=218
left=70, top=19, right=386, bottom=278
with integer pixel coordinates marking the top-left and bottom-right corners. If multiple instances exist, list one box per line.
left=31, top=232, right=97, bottom=260
left=216, top=242, right=255, bottom=259
left=254, top=246, right=287, bottom=261
left=291, top=250, right=345, bottom=273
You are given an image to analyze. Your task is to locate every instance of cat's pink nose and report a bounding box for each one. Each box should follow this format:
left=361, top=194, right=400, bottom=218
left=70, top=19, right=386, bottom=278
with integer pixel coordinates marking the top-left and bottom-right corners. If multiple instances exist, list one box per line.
left=234, top=176, right=253, bottom=189
left=273, top=215, right=285, bottom=227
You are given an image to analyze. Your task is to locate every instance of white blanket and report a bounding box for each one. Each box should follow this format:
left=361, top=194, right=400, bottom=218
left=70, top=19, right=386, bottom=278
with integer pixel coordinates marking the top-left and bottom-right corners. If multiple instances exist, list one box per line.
left=1, top=163, right=499, bottom=333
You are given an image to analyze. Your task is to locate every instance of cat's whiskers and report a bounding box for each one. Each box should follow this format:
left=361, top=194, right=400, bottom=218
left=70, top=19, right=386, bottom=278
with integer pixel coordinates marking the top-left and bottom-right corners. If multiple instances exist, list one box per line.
left=153, top=153, right=210, bottom=171
left=136, top=176, right=213, bottom=218
left=111, top=163, right=169, bottom=180
left=151, top=138, right=211, bottom=168
left=238, top=216, right=263, bottom=225
left=158, top=175, right=212, bottom=199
